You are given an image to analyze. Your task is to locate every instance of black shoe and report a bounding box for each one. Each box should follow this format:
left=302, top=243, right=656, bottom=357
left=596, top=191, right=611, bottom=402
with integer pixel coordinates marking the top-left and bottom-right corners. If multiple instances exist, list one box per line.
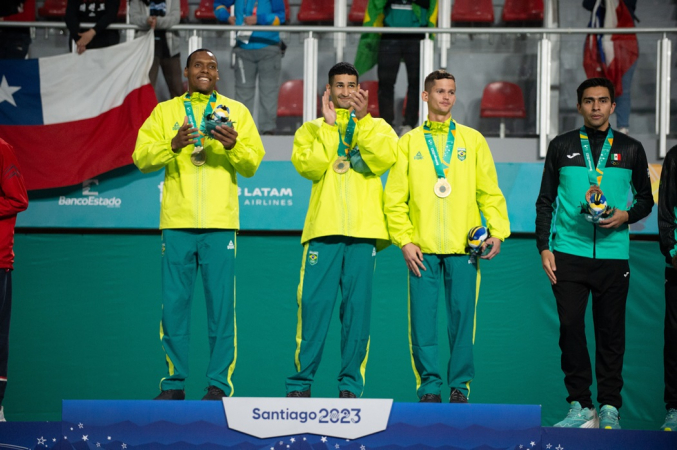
left=202, top=386, right=226, bottom=400
left=286, top=389, right=311, bottom=398
left=449, top=389, right=468, bottom=403
left=419, top=393, right=442, bottom=403
left=153, top=389, right=185, bottom=400
left=339, top=390, right=357, bottom=398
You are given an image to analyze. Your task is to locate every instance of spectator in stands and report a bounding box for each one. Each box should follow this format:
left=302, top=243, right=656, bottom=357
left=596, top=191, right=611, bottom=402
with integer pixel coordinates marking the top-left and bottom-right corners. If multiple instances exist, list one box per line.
left=129, top=0, right=183, bottom=100
left=583, top=0, right=638, bottom=135
left=356, top=0, right=438, bottom=136
left=0, top=138, right=29, bottom=422
left=0, top=0, right=31, bottom=59
left=659, top=145, right=677, bottom=431
left=66, top=0, right=121, bottom=54
left=214, top=0, right=285, bottom=135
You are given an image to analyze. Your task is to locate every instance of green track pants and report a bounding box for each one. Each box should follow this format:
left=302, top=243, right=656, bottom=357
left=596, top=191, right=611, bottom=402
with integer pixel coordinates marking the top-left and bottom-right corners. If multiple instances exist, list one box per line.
left=408, top=253, right=480, bottom=399
left=159, top=229, right=237, bottom=395
left=286, top=236, right=376, bottom=396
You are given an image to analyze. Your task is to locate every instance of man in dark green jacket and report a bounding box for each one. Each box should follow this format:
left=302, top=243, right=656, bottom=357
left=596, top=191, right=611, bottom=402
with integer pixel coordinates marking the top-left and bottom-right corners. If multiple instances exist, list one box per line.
left=659, top=145, right=677, bottom=431
left=535, top=78, right=653, bottom=429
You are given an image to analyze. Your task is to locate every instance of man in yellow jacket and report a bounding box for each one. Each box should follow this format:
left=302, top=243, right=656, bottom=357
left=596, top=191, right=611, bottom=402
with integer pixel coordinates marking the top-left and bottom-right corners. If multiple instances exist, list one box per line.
left=384, top=70, right=510, bottom=403
left=133, top=49, right=265, bottom=401
left=285, top=62, right=398, bottom=398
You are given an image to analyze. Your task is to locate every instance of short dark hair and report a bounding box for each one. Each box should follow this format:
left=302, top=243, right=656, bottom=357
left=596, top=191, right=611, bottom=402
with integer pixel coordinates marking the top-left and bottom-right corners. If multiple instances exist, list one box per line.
left=577, top=78, right=615, bottom=104
left=424, top=70, right=456, bottom=92
left=186, top=49, right=216, bottom=69
left=328, top=62, right=359, bottom=85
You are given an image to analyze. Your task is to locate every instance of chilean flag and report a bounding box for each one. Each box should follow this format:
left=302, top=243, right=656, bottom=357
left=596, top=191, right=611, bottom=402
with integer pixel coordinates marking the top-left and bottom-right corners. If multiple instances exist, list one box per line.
left=583, top=0, right=638, bottom=98
left=0, top=32, right=157, bottom=191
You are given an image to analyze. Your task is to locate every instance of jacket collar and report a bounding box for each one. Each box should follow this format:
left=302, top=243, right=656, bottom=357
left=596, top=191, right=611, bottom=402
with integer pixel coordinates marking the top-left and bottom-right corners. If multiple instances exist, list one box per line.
left=424, top=116, right=454, bottom=133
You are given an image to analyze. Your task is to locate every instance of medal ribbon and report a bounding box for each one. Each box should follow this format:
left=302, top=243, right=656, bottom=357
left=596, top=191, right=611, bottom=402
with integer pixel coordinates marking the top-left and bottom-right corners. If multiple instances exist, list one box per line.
left=337, top=111, right=358, bottom=158
left=423, top=120, right=456, bottom=179
left=579, top=126, right=613, bottom=187
left=183, top=91, right=217, bottom=147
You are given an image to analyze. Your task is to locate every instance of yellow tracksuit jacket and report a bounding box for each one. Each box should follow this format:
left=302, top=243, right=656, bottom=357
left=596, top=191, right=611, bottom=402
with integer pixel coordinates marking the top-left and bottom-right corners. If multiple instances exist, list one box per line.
left=291, top=109, right=398, bottom=245
left=133, top=91, right=265, bottom=229
left=384, top=117, right=510, bottom=254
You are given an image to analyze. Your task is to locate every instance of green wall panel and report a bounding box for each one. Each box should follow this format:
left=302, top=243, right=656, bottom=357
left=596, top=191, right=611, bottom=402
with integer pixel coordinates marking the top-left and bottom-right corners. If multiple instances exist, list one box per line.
left=3, top=234, right=667, bottom=430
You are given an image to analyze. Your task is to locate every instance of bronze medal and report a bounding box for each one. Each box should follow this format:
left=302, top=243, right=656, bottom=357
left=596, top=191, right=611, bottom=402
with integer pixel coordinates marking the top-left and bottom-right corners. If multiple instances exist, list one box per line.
left=333, top=156, right=349, bottom=174
left=434, top=178, right=451, bottom=198
left=191, top=146, right=206, bottom=166
left=585, top=185, right=603, bottom=201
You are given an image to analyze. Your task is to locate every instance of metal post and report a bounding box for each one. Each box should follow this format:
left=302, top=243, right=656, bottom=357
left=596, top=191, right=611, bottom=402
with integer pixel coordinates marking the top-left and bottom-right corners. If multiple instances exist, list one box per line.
left=419, top=35, right=434, bottom=125
left=438, top=0, right=451, bottom=69
left=125, top=7, right=134, bottom=42
left=538, top=35, right=552, bottom=158
left=657, top=34, right=672, bottom=158
left=335, top=0, right=347, bottom=63
left=188, top=30, right=202, bottom=55
left=304, top=32, right=319, bottom=123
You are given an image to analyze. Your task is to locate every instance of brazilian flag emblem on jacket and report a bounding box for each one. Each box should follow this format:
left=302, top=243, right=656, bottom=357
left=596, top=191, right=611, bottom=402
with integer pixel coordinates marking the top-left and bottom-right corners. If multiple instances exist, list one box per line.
left=457, top=148, right=466, bottom=161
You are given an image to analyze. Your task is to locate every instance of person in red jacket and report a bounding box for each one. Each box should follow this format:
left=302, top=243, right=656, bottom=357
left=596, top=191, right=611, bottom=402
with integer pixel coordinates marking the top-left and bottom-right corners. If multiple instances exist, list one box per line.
left=0, top=138, right=28, bottom=422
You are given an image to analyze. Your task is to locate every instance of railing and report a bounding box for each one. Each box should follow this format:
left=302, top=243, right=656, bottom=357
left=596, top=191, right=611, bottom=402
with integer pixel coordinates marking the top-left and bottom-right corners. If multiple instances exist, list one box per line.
left=1, top=21, right=675, bottom=157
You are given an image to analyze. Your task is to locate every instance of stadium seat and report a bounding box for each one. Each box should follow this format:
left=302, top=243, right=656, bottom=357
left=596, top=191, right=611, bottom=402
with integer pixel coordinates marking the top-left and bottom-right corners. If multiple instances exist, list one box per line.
left=452, top=0, right=494, bottom=24
left=38, top=0, right=66, bottom=19
left=181, top=0, right=189, bottom=20
left=195, top=0, right=216, bottom=22
left=297, top=0, right=334, bottom=23
left=349, top=0, right=368, bottom=24
left=358, top=80, right=380, bottom=117
left=502, top=0, right=544, bottom=23
left=277, top=79, right=304, bottom=117
left=480, top=82, right=526, bottom=138
left=4, top=0, right=35, bottom=21
left=117, top=1, right=127, bottom=20
left=200, top=0, right=287, bottom=24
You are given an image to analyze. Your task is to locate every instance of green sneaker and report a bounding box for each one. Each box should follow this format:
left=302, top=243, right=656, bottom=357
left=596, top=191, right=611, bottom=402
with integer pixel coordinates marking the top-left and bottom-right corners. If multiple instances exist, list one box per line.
left=554, top=401, right=599, bottom=428
left=660, top=408, right=677, bottom=431
left=599, top=405, right=621, bottom=429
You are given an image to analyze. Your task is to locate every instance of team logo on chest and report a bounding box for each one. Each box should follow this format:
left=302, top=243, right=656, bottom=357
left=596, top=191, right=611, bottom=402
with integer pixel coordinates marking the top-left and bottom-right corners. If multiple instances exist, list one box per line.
left=414, top=151, right=423, bottom=160
left=457, top=148, right=466, bottom=161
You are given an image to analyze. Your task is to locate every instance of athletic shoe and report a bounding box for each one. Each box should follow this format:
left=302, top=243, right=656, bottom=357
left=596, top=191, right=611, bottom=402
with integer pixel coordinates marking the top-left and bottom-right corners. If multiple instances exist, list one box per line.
left=339, top=390, right=357, bottom=398
left=153, top=389, right=185, bottom=400
left=419, top=393, right=442, bottom=403
left=202, top=386, right=226, bottom=400
left=0, top=406, right=5, bottom=422
left=599, top=405, right=621, bottom=429
left=553, top=401, right=598, bottom=428
left=661, top=408, right=677, bottom=431
left=449, top=389, right=468, bottom=403
left=286, top=389, right=311, bottom=398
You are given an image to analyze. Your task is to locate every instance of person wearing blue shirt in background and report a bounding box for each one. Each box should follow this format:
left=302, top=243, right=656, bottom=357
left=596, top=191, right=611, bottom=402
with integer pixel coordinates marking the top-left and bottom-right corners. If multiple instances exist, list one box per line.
left=214, top=0, right=285, bottom=135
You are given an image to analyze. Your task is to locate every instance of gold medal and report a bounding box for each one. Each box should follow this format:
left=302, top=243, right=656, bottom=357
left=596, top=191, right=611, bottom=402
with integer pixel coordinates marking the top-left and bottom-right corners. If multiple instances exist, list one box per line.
left=434, top=178, right=451, bottom=198
left=191, top=146, right=206, bottom=166
left=333, top=156, right=349, bottom=174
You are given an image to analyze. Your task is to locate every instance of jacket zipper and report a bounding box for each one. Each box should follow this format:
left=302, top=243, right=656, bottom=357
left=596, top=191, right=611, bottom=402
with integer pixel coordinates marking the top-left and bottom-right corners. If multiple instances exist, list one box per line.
left=593, top=224, right=597, bottom=259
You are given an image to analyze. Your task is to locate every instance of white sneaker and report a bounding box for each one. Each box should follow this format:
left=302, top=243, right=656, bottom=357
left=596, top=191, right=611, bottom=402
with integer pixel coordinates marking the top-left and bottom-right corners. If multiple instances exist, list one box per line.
left=398, top=125, right=413, bottom=137
left=618, top=127, right=630, bottom=135
left=553, top=401, right=599, bottom=428
left=0, top=406, right=5, bottom=422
